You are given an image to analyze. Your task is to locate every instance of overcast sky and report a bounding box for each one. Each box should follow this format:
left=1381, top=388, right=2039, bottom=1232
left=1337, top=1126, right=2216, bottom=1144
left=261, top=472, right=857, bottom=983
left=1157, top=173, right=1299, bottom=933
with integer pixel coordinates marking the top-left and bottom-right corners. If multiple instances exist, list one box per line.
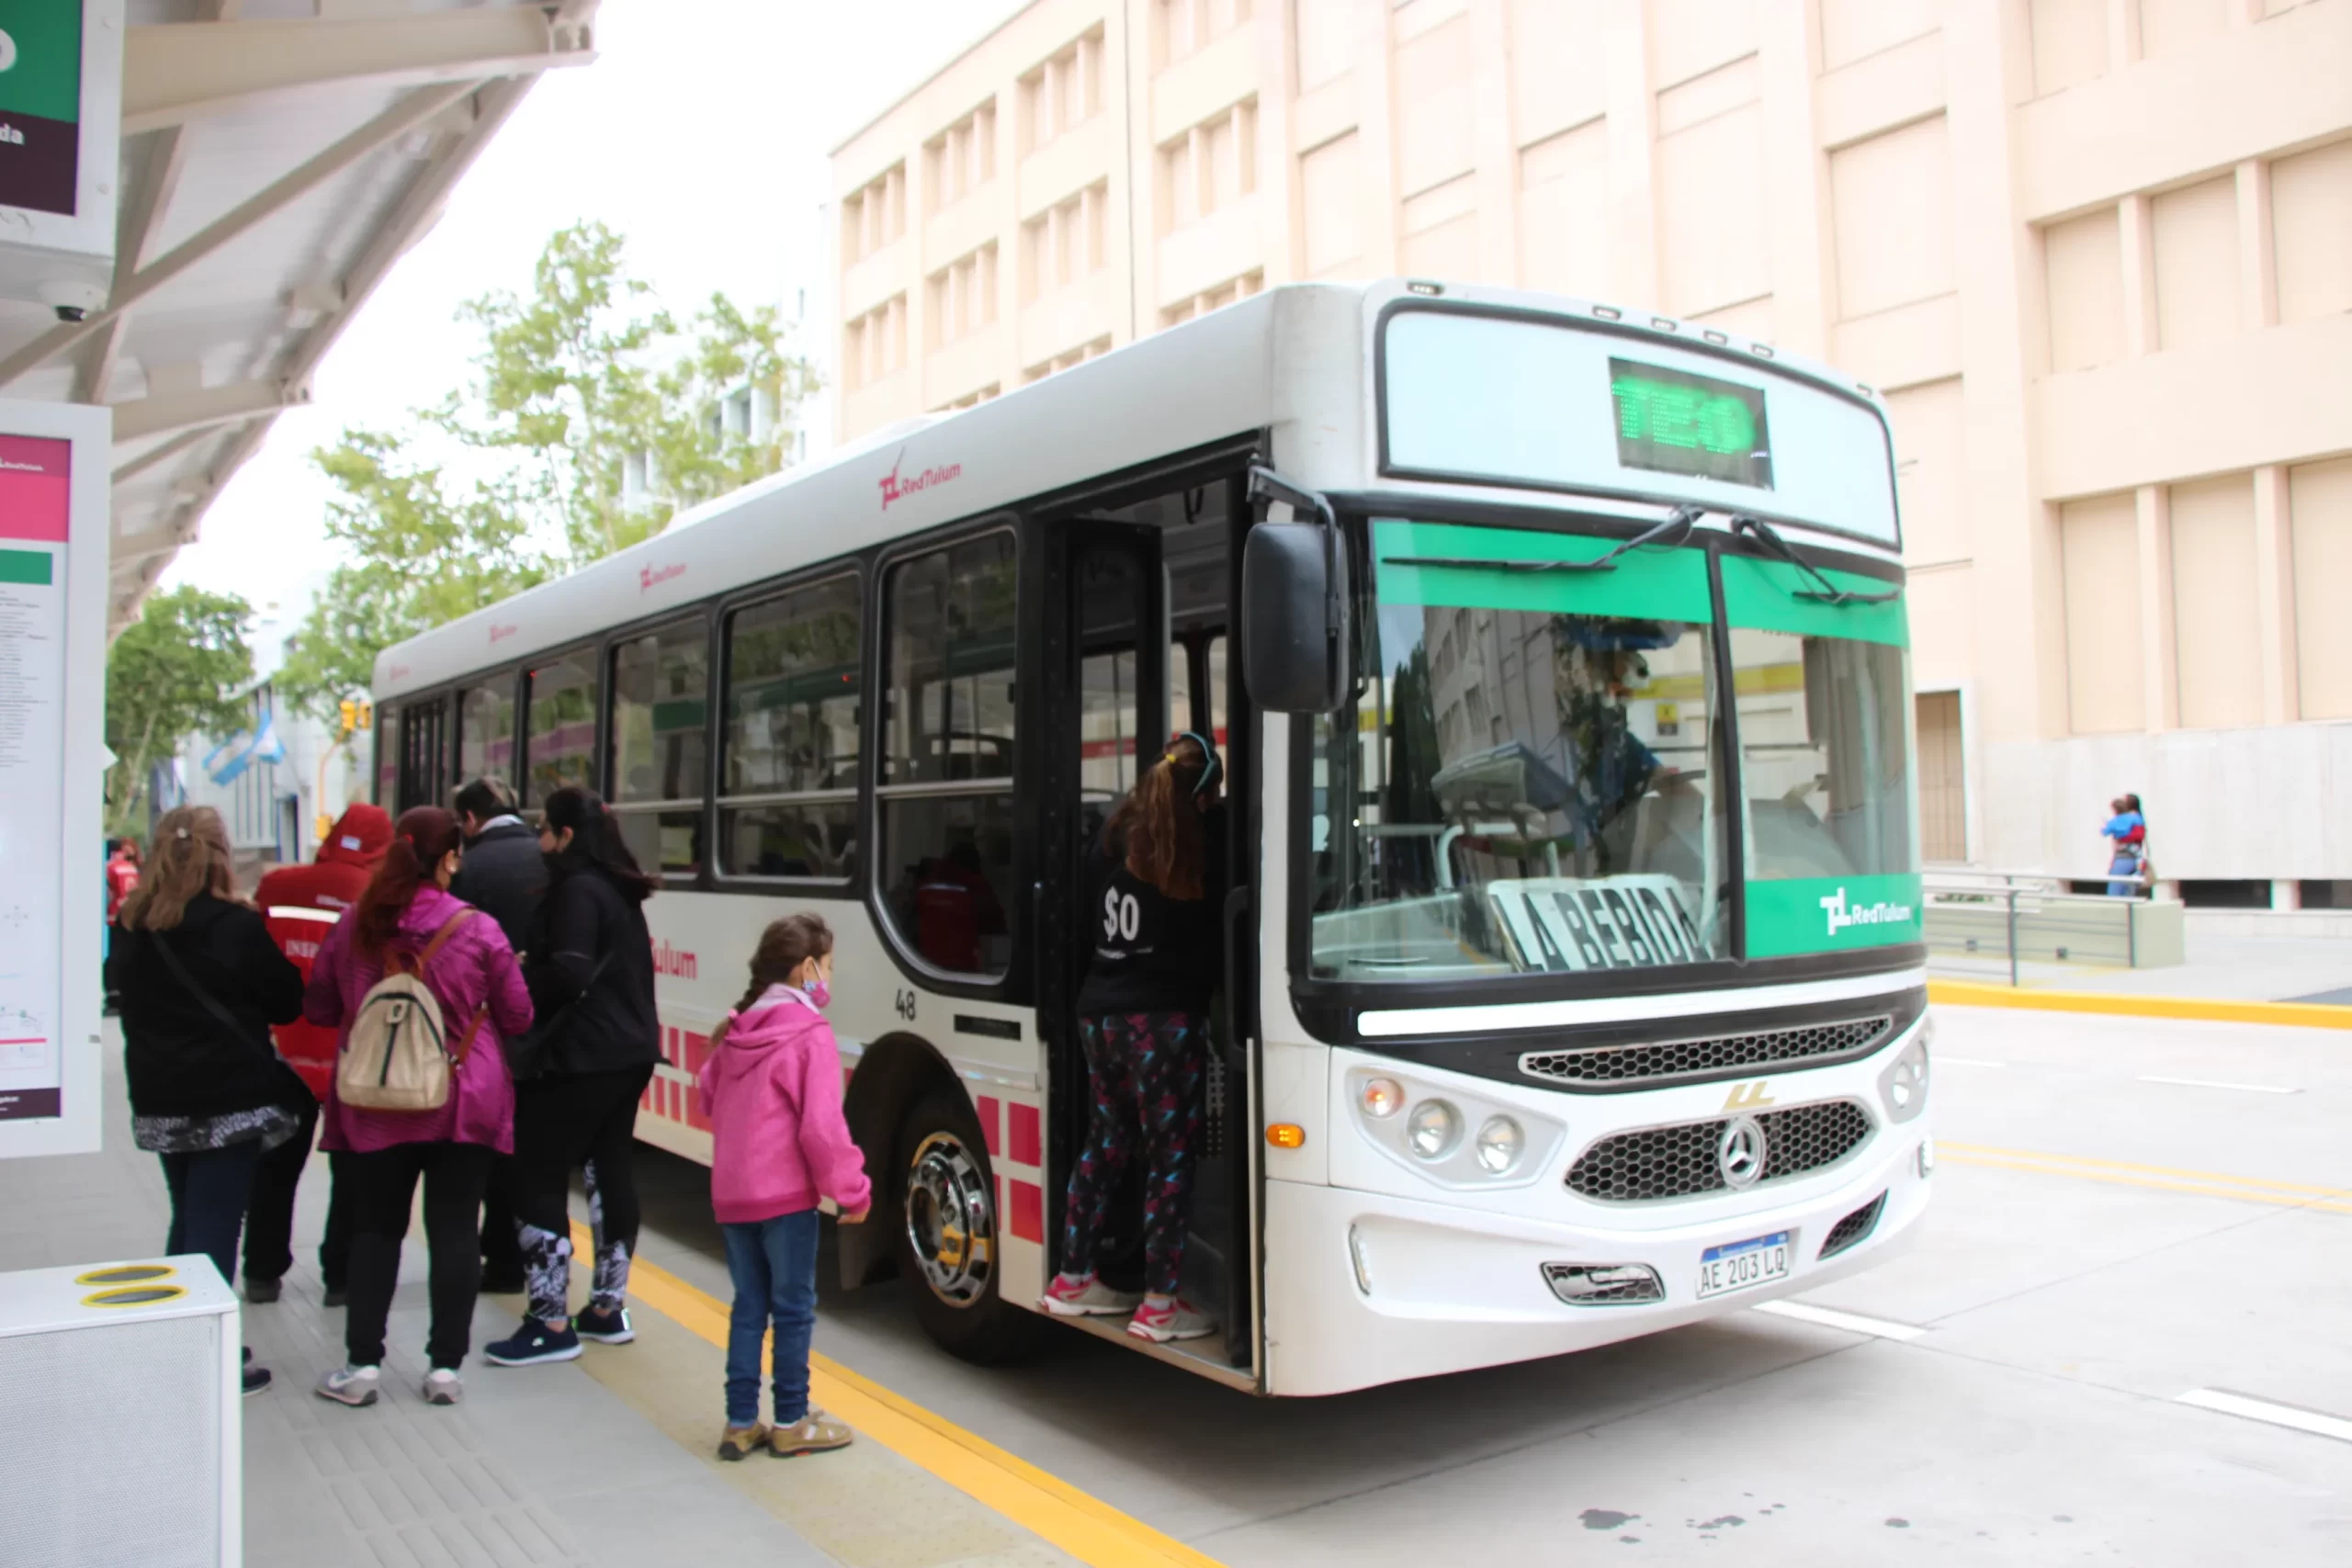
left=162, top=0, right=1027, bottom=661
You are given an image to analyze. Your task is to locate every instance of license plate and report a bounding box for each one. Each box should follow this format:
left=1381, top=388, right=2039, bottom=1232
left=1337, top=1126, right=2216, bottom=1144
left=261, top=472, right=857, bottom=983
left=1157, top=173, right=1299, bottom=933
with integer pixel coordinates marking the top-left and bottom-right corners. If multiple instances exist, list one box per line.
left=1696, top=1231, right=1791, bottom=1300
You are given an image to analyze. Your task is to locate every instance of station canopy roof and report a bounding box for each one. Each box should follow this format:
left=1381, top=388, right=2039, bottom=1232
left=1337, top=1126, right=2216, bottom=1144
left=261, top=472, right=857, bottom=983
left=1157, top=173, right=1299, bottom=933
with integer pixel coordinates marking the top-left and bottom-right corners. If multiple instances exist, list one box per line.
left=0, top=1, right=597, bottom=635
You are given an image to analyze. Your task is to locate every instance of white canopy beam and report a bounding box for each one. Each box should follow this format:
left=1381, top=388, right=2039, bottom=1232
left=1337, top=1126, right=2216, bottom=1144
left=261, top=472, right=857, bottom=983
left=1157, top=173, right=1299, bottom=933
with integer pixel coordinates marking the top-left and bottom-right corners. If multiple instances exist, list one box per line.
left=109, top=379, right=309, bottom=444
left=0, top=81, right=479, bottom=390
left=122, top=6, right=595, bottom=135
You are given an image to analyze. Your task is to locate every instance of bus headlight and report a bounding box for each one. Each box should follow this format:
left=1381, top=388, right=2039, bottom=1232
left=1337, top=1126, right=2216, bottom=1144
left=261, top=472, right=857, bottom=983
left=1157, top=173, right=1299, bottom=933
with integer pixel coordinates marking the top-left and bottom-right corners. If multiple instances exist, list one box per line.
left=1877, top=1031, right=1931, bottom=1124
left=1475, top=1115, right=1524, bottom=1174
left=1406, top=1100, right=1461, bottom=1160
left=1360, top=1077, right=1404, bottom=1120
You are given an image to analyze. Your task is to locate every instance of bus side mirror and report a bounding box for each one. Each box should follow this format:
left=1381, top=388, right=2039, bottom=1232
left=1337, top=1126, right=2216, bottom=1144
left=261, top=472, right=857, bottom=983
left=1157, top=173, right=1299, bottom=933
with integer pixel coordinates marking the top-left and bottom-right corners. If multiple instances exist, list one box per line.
left=1242, top=519, right=1351, bottom=714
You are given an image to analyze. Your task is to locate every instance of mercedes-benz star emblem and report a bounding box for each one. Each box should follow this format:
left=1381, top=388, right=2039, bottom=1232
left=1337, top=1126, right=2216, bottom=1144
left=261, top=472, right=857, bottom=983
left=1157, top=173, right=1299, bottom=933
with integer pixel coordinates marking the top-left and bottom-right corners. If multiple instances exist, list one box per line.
left=1717, top=1116, right=1767, bottom=1189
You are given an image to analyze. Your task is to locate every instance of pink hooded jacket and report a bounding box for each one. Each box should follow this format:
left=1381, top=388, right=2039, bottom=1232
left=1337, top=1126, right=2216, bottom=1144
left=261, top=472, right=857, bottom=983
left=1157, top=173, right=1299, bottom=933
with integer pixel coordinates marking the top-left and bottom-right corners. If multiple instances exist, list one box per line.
left=305, top=887, right=534, bottom=1155
left=695, top=985, right=871, bottom=1224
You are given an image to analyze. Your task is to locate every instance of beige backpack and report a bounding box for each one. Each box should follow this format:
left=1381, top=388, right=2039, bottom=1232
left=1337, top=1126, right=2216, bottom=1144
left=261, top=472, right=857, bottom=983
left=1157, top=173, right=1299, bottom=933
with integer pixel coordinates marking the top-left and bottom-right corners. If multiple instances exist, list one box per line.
left=336, top=911, right=481, bottom=1112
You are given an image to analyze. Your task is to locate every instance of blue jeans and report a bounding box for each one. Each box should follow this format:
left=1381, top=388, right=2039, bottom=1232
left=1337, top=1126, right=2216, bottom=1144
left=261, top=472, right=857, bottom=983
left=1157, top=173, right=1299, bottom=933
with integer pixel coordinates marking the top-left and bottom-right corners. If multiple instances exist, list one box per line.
left=720, top=1210, right=820, bottom=1427
left=159, top=1140, right=265, bottom=1288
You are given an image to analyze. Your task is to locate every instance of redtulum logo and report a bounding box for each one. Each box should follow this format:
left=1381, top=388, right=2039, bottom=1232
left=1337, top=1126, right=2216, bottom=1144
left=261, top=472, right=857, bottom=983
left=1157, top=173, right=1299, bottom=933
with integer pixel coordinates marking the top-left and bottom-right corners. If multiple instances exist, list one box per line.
left=639, top=562, right=685, bottom=593
left=388, top=663, right=412, bottom=682
left=650, top=938, right=697, bottom=980
left=1819, top=886, right=1915, bottom=936
left=879, top=446, right=961, bottom=512
left=488, top=623, right=518, bottom=645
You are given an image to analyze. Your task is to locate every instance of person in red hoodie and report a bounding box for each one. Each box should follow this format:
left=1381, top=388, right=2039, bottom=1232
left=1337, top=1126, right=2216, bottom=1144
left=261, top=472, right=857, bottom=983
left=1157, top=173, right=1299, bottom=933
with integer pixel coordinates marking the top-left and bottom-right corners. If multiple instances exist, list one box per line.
left=695, top=913, right=869, bottom=1461
left=243, top=801, right=392, bottom=1304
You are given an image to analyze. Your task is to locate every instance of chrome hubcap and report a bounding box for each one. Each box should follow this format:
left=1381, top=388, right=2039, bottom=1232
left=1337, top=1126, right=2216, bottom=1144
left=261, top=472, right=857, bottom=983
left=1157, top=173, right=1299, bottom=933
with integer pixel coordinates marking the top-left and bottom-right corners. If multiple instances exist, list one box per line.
left=904, top=1131, right=995, bottom=1308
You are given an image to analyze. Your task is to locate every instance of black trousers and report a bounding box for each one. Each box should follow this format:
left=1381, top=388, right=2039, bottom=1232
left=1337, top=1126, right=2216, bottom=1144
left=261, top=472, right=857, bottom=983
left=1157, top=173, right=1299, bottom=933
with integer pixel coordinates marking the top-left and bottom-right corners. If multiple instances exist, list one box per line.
left=512, top=1065, right=653, bottom=1320
left=243, top=1098, right=353, bottom=1289
left=480, top=1156, right=523, bottom=1282
left=340, top=1141, right=495, bottom=1371
left=160, top=1140, right=264, bottom=1289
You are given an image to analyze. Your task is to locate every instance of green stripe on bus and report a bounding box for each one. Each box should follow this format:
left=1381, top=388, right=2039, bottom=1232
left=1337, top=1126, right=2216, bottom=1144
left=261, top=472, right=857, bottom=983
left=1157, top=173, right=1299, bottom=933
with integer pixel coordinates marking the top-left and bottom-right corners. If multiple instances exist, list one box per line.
left=1720, top=555, right=1907, bottom=647
left=1373, top=519, right=1714, bottom=622
left=0, top=549, right=54, bottom=586
left=1745, top=873, right=1923, bottom=957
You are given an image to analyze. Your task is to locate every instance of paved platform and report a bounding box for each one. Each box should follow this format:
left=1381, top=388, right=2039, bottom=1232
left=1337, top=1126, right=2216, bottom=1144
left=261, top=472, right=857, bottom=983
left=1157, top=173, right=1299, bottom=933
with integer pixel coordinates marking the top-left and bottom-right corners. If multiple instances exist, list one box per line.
left=1930, top=930, right=2352, bottom=1004
left=0, top=1033, right=1088, bottom=1568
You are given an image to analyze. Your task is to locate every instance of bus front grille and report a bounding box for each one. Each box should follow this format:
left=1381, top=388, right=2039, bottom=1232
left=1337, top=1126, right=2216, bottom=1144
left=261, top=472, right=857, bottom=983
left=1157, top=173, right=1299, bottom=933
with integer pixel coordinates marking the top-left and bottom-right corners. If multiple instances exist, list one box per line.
left=1564, top=1100, right=1875, bottom=1202
left=1520, top=1016, right=1894, bottom=1091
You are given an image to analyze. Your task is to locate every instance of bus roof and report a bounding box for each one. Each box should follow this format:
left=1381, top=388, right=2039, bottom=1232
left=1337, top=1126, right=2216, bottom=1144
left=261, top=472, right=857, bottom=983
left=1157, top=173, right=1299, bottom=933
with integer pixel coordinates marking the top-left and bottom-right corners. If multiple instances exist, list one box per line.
left=372, top=278, right=1885, bottom=700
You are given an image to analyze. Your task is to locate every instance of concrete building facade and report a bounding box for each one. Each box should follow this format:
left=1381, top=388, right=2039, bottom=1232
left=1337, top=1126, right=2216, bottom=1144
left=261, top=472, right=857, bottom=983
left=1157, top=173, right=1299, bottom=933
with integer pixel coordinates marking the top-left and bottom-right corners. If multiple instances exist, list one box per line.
left=829, top=0, right=2352, bottom=902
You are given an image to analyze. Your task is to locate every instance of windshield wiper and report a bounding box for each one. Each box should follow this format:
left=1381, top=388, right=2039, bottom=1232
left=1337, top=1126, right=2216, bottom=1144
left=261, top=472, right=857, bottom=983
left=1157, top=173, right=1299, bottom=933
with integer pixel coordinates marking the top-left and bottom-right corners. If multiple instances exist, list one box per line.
left=1385, top=505, right=1699, bottom=574
left=1730, top=514, right=1901, bottom=605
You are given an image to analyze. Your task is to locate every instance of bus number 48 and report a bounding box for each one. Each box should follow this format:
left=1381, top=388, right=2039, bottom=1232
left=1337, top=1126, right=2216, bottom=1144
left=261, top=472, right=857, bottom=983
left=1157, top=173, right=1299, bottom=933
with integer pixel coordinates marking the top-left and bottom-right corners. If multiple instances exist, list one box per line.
left=893, top=988, right=919, bottom=1021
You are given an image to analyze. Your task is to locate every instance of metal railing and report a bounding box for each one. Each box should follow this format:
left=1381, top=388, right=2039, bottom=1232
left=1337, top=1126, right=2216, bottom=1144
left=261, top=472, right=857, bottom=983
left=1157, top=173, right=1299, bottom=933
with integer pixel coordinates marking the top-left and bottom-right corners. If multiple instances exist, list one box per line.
left=1922, top=868, right=2154, bottom=986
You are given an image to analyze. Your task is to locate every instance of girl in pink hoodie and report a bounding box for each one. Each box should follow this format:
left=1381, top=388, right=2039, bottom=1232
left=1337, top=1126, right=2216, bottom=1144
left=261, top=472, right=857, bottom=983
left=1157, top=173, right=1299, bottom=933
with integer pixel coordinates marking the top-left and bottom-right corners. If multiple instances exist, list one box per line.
left=695, top=913, right=871, bottom=1461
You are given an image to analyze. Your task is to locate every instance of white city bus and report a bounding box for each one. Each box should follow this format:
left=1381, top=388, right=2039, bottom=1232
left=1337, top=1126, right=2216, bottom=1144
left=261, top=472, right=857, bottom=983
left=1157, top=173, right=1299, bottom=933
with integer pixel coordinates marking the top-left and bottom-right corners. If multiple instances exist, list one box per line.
left=371, top=279, right=1931, bottom=1396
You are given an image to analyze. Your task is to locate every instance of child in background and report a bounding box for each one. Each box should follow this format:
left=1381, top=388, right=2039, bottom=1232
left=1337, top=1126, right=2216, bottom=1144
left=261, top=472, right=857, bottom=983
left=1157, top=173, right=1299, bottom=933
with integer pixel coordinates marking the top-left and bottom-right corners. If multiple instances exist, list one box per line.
left=695, top=913, right=871, bottom=1461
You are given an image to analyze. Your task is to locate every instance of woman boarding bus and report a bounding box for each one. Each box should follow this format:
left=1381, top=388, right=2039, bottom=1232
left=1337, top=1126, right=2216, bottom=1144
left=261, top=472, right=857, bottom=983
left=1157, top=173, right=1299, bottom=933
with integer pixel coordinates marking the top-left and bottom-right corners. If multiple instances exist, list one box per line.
left=367, top=279, right=1931, bottom=1397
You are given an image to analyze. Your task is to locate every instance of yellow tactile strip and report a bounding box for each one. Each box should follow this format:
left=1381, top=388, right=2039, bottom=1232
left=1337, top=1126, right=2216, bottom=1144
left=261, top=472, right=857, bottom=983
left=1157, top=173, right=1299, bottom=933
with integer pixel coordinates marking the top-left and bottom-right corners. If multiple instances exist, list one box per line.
left=1928, top=978, right=2352, bottom=1030
left=568, top=1222, right=1227, bottom=1568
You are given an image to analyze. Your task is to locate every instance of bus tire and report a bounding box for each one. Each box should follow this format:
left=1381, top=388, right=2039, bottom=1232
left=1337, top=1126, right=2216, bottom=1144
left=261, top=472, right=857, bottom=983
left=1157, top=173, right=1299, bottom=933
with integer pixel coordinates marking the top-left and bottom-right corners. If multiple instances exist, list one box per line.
left=892, top=1082, right=1044, bottom=1365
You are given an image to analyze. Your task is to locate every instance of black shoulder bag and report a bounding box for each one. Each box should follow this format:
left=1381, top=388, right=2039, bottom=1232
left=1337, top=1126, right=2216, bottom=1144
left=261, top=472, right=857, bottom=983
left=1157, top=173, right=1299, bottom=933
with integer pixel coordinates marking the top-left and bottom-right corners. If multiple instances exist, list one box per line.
left=507, top=950, right=615, bottom=1082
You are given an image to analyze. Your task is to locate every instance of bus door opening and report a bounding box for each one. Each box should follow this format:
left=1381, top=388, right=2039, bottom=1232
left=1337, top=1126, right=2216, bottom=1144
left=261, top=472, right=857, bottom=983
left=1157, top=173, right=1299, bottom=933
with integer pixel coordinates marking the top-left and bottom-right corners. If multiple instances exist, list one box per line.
left=1045, top=473, right=1254, bottom=1372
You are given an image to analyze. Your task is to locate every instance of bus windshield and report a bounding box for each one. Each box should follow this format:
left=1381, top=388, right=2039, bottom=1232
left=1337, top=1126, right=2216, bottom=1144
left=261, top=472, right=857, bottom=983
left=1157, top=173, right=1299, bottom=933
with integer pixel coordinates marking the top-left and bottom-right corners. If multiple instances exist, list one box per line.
left=1307, top=519, right=1916, bottom=983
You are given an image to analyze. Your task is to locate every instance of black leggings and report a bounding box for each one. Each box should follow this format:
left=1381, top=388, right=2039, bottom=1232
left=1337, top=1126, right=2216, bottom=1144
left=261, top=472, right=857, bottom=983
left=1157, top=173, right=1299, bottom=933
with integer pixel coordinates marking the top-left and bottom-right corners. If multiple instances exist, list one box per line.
left=511, top=1064, right=654, bottom=1323
left=340, top=1141, right=494, bottom=1371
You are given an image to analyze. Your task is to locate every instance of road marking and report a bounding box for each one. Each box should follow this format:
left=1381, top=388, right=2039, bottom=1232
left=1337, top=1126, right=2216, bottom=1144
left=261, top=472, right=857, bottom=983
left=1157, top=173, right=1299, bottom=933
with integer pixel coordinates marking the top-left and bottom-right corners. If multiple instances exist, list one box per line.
left=1928, top=978, right=2352, bottom=1031
left=2136, top=1075, right=2300, bottom=1095
left=1937, top=1143, right=2352, bottom=1215
left=2177, top=1389, right=2352, bottom=1445
left=1752, top=1300, right=1926, bottom=1341
left=570, top=1223, right=1226, bottom=1568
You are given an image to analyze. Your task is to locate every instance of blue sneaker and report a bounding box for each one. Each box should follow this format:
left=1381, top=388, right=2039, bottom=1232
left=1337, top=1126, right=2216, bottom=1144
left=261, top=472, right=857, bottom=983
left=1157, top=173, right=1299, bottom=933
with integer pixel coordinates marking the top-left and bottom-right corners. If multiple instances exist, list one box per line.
left=484, top=1316, right=582, bottom=1367
left=575, top=1305, right=634, bottom=1345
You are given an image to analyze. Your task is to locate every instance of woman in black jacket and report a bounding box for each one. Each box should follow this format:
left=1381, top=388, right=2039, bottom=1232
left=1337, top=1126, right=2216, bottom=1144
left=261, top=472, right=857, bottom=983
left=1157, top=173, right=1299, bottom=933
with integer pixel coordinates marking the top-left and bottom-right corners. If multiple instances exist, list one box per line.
left=486, top=787, right=662, bottom=1367
left=107, top=806, right=305, bottom=1394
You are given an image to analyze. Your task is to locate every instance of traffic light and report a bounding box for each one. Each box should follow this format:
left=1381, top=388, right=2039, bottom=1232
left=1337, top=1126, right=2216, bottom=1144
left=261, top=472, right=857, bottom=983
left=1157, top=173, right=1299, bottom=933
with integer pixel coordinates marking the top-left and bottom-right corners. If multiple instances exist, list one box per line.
left=356, top=700, right=372, bottom=730
left=338, top=698, right=356, bottom=733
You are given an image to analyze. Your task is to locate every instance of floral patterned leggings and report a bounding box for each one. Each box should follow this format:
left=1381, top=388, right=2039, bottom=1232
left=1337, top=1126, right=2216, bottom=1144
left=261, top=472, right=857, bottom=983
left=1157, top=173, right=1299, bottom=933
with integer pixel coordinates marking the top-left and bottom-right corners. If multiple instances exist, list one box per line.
left=1058, top=1011, right=1208, bottom=1301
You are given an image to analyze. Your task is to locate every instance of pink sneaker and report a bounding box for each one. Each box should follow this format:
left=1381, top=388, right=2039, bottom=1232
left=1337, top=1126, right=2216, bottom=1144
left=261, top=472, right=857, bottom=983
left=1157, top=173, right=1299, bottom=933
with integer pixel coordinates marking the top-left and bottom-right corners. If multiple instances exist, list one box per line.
left=1040, top=1274, right=1144, bottom=1317
left=1126, top=1299, right=1216, bottom=1342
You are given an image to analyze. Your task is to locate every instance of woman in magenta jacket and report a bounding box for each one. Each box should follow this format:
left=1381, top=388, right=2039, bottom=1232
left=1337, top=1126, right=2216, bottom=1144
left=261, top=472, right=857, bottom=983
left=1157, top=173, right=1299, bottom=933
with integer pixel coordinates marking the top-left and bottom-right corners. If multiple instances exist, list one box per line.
left=695, top=912, right=870, bottom=1461
left=304, top=807, right=534, bottom=1409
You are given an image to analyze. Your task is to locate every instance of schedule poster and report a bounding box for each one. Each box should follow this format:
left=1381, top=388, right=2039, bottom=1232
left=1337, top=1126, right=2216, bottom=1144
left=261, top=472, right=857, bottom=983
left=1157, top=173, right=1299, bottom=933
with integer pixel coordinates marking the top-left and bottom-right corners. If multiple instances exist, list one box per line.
left=0, top=434, right=68, bottom=1120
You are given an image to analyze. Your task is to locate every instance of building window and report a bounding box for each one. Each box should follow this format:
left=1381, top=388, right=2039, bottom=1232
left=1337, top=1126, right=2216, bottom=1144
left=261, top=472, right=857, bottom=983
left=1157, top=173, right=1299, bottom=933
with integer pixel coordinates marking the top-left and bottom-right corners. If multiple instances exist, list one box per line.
left=609, top=617, right=708, bottom=876
left=1158, top=99, right=1257, bottom=235
left=1160, top=270, right=1262, bottom=327
left=1157, top=0, right=1251, bottom=71
left=934, top=384, right=1002, bottom=413
left=1022, top=334, right=1113, bottom=385
left=843, top=294, right=909, bottom=392
left=841, top=162, right=907, bottom=265
left=878, top=533, right=1020, bottom=976
left=720, top=574, right=862, bottom=881
left=924, top=99, right=998, bottom=213
left=1020, top=181, right=1109, bottom=304
left=1020, top=27, right=1105, bottom=154
left=926, top=243, right=1000, bottom=350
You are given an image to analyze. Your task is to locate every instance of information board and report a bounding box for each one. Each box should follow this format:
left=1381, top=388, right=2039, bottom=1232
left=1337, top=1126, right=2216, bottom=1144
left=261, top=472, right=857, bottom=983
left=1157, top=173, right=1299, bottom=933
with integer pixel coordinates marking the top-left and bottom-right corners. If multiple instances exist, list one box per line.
left=0, top=400, right=106, bottom=1157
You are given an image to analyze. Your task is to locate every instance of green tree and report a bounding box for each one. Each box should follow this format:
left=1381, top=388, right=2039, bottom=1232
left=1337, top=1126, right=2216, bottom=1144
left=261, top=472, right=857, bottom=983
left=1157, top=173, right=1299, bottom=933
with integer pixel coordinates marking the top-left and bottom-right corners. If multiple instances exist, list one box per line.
left=104, top=585, right=254, bottom=836
left=275, top=220, right=818, bottom=720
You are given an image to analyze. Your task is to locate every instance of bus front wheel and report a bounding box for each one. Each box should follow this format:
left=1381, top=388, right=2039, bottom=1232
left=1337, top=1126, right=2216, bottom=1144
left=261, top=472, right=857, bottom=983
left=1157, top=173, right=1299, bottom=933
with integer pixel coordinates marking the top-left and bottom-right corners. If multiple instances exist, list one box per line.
left=893, top=1084, right=1043, bottom=1364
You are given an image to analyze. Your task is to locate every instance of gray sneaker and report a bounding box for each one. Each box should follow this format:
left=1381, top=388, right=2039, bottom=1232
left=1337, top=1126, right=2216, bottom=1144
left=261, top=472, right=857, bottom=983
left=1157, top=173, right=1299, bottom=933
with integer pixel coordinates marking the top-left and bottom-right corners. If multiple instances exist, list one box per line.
left=423, top=1369, right=462, bottom=1406
left=315, top=1364, right=381, bottom=1407
left=1039, top=1274, right=1145, bottom=1318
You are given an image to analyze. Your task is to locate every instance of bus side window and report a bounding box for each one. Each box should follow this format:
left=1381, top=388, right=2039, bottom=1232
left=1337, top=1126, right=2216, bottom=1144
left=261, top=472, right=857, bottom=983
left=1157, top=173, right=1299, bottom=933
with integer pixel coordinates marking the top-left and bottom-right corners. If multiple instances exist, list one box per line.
left=524, top=649, right=599, bottom=807
left=610, top=618, right=709, bottom=877
left=719, top=575, right=861, bottom=881
left=877, top=533, right=1018, bottom=977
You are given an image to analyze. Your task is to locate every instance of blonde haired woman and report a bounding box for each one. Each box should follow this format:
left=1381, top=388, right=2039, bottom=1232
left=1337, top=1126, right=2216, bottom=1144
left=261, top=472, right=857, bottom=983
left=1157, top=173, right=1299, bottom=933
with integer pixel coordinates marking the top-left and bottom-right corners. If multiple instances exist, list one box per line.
left=107, top=806, right=306, bottom=1394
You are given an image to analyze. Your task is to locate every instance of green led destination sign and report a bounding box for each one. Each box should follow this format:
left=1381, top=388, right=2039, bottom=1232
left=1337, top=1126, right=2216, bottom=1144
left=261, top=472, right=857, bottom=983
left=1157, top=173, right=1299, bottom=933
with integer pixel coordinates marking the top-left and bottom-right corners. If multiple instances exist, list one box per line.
left=1609, top=358, right=1773, bottom=490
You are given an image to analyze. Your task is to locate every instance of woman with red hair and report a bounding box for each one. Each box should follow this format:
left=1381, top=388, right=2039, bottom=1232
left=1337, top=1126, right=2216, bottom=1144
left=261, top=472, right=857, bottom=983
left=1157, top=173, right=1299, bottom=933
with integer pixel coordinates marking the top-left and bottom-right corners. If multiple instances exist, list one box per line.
left=303, top=807, right=533, bottom=1409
